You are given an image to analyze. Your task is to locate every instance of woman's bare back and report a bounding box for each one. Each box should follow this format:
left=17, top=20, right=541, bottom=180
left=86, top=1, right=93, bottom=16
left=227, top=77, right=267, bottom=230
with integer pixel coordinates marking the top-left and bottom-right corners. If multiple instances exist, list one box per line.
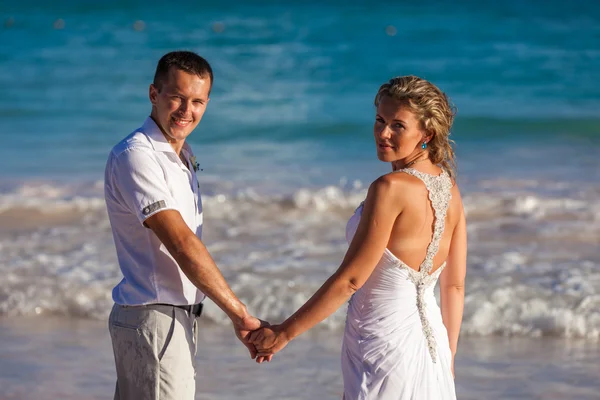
left=384, top=167, right=463, bottom=276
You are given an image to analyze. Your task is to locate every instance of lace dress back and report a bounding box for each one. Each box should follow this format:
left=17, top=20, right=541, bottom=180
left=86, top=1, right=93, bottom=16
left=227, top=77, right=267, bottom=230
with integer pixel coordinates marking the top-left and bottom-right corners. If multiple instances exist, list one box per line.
left=341, top=168, right=456, bottom=400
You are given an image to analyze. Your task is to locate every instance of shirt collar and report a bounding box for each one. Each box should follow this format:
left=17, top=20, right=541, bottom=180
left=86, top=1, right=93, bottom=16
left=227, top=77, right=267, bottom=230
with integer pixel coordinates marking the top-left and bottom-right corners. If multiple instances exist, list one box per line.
left=142, top=116, right=196, bottom=159
left=142, top=117, right=176, bottom=153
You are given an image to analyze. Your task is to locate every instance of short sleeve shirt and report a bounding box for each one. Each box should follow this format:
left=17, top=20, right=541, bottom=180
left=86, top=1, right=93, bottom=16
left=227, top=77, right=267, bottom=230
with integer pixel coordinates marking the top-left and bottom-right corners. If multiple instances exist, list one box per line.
left=104, top=117, right=205, bottom=306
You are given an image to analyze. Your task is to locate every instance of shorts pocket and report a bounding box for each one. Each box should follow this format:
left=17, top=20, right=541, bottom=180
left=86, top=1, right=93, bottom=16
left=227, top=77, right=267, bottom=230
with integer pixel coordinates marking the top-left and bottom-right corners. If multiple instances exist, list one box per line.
left=109, top=305, right=152, bottom=332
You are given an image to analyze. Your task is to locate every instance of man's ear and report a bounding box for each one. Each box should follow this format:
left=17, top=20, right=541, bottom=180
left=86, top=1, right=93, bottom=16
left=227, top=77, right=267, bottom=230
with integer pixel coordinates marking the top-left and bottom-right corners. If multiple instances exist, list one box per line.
left=149, top=84, right=158, bottom=105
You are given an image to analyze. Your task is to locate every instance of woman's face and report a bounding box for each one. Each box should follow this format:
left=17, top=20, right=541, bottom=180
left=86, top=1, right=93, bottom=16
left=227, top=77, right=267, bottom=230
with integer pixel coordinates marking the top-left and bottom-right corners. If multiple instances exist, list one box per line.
left=373, top=95, right=425, bottom=163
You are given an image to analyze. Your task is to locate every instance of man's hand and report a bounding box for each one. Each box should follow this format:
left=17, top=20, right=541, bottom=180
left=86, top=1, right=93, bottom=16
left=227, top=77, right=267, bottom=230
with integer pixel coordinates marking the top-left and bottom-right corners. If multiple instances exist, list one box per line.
left=248, top=325, right=290, bottom=363
left=233, top=314, right=261, bottom=359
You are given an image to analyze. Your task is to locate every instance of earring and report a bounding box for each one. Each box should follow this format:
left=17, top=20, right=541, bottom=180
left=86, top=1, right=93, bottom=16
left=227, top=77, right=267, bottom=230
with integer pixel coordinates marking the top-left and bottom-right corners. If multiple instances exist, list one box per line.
left=421, top=141, right=427, bottom=149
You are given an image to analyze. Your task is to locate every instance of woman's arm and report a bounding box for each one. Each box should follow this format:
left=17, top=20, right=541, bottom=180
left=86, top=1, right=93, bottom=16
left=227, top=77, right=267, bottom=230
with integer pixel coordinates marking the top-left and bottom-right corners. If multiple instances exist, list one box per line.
left=439, top=190, right=467, bottom=375
left=251, top=175, right=403, bottom=356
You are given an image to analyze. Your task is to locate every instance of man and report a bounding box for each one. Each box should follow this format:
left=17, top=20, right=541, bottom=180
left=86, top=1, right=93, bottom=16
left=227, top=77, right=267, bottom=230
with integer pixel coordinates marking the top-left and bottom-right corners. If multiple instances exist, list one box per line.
left=104, top=51, right=261, bottom=400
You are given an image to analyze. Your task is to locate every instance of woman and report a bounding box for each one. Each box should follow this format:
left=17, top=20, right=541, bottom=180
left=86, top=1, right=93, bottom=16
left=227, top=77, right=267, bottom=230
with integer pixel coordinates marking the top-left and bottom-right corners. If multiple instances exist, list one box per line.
left=250, top=75, right=466, bottom=399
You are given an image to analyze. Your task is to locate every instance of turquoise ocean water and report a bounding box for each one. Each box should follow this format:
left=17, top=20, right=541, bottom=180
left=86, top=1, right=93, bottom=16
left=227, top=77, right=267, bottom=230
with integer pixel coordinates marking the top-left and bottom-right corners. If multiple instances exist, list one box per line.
left=1, top=1, right=599, bottom=399
left=1, top=0, right=599, bottom=183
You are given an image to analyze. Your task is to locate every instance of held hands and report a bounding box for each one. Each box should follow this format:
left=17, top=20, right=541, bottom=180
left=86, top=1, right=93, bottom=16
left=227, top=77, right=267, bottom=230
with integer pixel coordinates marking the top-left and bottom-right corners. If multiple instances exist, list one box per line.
left=232, top=314, right=291, bottom=364
left=232, top=314, right=273, bottom=363
left=248, top=324, right=290, bottom=363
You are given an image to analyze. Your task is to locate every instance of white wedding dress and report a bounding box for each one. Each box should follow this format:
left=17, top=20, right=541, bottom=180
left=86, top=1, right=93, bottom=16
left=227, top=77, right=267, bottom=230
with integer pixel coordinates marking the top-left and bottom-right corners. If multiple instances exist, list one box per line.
left=341, top=168, right=457, bottom=400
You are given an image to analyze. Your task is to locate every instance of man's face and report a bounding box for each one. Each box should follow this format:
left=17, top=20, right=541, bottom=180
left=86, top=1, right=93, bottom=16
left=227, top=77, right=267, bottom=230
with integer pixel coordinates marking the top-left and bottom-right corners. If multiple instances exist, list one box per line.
left=149, top=67, right=211, bottom=143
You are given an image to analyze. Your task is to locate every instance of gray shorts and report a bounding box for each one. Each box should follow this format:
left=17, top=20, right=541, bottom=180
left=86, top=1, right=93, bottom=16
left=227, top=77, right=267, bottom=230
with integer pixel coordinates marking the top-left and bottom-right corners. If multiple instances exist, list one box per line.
left=108, top=303, right=199, bottom=400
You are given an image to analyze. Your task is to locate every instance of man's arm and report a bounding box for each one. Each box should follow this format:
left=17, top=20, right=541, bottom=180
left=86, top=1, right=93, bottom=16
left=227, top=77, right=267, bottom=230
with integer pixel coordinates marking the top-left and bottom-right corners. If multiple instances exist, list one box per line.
left=145, top=209, right=262, bottom=357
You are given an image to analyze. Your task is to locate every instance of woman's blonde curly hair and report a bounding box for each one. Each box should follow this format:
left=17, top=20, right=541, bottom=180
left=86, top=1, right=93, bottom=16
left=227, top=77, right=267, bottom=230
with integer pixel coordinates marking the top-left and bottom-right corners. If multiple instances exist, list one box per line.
left=374, top=76, right=457, bottom=177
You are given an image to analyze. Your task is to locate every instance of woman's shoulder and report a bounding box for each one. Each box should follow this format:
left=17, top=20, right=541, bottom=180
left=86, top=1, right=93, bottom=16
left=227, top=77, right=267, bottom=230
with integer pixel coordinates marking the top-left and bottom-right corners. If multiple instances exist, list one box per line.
left=371, top=171, right=416, bottom=190
left=372, top=169, right=437, bottom=190
left=365, top=171, right=425, bottom=205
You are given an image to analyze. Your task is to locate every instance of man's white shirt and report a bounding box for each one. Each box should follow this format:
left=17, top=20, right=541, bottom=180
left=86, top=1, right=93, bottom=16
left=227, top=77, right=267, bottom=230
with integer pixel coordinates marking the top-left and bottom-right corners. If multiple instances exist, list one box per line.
left=104, top=117, right=205, bottom=306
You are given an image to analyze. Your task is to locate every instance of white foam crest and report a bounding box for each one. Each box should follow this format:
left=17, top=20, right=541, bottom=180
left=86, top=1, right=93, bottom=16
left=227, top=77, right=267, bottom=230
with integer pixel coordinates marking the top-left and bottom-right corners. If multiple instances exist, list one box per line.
left=464, top=192, right=592, bottom=220
left=0, top=181, right=106, bottom=213
left=201, top=184, right=367, bottom=215
left=291, top=185, right=366, bottom=211
left=463, top=288, right=600, bottom=340
left=461, top=253, right=600, bottom=340
left=0, top=273, right=114, bottom=319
